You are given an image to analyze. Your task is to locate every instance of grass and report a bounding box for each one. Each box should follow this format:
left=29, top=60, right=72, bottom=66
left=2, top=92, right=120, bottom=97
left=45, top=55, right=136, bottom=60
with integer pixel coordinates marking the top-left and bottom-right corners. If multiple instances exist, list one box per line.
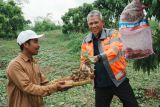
left=0, top=30, right=160, bottom=107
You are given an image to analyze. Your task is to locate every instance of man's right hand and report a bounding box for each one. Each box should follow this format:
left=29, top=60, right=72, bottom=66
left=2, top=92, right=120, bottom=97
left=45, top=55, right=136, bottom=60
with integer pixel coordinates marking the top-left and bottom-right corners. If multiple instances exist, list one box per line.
left=56, top=81, right=73, bottom=91
left=83, top=55, right=100, bottom=65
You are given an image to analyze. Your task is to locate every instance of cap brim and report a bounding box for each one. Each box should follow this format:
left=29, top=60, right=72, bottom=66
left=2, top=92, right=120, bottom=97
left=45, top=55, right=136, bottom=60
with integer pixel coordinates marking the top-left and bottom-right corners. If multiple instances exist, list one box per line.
left=36, top=34, right=44, bottom=38
left=30, top=34, right=44, bottom=39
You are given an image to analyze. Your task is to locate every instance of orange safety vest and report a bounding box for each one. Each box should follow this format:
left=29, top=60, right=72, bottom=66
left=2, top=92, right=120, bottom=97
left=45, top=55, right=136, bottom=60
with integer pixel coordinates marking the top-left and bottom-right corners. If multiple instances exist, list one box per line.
left=81, top=28, right=127, bottom=87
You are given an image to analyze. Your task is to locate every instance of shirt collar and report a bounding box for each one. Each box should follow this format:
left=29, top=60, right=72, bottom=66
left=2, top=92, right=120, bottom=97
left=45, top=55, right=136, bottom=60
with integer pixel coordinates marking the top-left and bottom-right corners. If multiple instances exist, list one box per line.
left=92, top=30, right=102, bottom=40
left=19, top=53, right=36, bottom=62
left=85, top=28, right=107, bottom=42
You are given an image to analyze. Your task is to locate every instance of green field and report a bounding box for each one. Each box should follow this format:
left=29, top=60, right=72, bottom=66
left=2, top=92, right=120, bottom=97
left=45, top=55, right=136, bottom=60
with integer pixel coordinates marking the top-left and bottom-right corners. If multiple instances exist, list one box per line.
left=0, top=30, right=159, bottom=107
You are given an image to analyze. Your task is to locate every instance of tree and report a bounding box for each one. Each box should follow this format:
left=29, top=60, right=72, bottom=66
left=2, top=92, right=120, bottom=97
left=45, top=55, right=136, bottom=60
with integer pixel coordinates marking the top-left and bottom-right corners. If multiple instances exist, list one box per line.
left=0, top=0, right=27, bottom=38
left=141, top=0, right=160, bottom=20
left=33, top=18, right=60, bottom=32
left=62, top=0, right=132, bottom=33
left=62, top=3, right=94, bottom=34
left=93, top=0, right=131, bottom=28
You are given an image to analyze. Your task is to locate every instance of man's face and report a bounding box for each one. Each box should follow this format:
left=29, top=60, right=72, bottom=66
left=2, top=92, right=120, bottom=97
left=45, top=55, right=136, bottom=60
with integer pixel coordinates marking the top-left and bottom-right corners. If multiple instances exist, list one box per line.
left=24, top=39, right=40, bottom=55
left=87, top=15, right=104, bottom=35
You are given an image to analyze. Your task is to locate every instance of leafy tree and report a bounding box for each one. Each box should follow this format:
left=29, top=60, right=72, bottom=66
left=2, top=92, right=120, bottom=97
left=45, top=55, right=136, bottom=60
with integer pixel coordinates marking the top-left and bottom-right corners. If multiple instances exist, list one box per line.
left=93, top=0, right=131, bottom=28
left=0, top=0, right=27, bottom=38
left=33, top=18, right=60, bottom=32
left=141, top=0, right=160, bottom=20
left=62, top=0, right=131, bottom=33
left=62, top=3, right=94, bottom=34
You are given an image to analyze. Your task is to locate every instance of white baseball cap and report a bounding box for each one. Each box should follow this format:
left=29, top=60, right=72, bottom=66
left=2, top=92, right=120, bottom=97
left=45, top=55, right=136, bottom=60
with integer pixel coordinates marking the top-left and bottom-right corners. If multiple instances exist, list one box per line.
left=17, top=30, right=43, bottom=45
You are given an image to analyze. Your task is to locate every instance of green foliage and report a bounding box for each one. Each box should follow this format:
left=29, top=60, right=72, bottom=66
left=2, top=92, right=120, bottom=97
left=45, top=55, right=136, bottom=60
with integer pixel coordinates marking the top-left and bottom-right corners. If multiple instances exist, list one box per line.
left=62, top=0, right=160, bottom=34
left=66, top=33, right=84, bottom=53
left=61, top=0, right=131, bottom=34
left=0, top=0, right=27, bottom=38
left=33, top=18, right=61, bottom=32
left=62, top=3, right=94, bottom=34
left=141, top=0, right=160, bottom=20
left=94, top=0, right=131, bottom=28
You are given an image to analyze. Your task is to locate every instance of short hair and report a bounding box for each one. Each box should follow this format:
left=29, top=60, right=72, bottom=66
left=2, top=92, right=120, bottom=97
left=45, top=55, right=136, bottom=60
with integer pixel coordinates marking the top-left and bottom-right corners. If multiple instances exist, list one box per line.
left=19, top=39, right=32, bottom=51
left=87, top=10, right=103, bottom=22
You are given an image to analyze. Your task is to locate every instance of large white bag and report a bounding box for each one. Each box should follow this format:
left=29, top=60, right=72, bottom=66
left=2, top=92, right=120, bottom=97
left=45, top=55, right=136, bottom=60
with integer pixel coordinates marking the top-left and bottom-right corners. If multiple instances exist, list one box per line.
left=119, top=0, right=153, bottom=59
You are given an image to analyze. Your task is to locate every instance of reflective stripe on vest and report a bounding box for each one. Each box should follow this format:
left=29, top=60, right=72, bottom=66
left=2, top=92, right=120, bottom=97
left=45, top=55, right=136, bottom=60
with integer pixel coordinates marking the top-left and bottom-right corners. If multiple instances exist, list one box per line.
left=108, top=37, right=122, bottom=64
left=115, top=71, right=124, bottom=80
left=109, top=51, right=123, bottom=64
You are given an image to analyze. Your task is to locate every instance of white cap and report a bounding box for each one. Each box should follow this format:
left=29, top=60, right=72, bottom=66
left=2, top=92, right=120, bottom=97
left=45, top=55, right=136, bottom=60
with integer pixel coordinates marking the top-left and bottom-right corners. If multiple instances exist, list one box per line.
left=17, top=30, right=43, bottom=45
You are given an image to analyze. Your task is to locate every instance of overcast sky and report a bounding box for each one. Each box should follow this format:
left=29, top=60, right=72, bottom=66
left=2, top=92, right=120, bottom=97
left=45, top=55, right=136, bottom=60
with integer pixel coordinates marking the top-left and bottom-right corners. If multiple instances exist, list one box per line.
left=21, top=0, right=95, bottom=24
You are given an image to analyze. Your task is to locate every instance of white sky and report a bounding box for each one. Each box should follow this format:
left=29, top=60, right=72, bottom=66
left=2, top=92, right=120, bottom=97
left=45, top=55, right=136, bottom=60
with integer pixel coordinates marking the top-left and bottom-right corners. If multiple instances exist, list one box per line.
left=21, top=0, right=95, bottom=24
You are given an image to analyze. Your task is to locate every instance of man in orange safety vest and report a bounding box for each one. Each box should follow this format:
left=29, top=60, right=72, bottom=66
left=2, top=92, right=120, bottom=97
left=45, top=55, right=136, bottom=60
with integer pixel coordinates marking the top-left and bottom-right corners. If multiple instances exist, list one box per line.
left=80, top=10, right=139, bottom=107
